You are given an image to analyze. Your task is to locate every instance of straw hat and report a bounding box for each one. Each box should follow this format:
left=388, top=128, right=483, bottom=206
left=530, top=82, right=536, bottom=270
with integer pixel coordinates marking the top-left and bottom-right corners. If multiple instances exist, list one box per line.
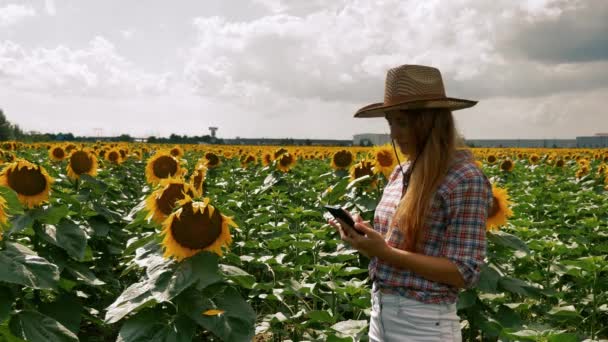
left=354, top=64, right=477, bottom=118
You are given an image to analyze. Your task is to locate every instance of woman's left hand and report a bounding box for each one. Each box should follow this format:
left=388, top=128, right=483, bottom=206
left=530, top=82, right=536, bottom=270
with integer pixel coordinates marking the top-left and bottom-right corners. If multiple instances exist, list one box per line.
left=329, top=214, right=390, bottom=258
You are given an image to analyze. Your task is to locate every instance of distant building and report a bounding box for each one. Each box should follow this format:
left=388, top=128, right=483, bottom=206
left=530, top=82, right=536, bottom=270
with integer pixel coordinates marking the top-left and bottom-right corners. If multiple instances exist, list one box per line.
left=353, top=133, right=391, bottom=146
left=577, top=134, right=608, bottom=148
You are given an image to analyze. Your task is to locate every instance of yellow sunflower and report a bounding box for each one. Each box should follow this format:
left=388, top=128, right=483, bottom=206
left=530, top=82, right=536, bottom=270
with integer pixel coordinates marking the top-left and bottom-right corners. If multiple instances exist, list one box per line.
left=487, top=185, right=513, bottom=231
left=0, top=195, right=9, bottom=240
left=575, top=165, right=590, bottom=179
left=529, top=154, right=540, bottom=165
left=273, top=148, right=288, bottom=159
left=105, top=148, right=123, bottom=164
left=0, top=159, right=54, bottom=208
left=170, top=146, right=184, bottom=159
left=66, top=149, right=98, bottom=180
left=240, top=153, right=257, bottom=168
left=486, top=154, right=497, bottom=165
left=146, top=178, right=196, bottom=224
left=330, top=150, right=354, bottom=170
left=145, top=152, right=182, bottom=185
left=49, top=145, right=67, bottom=162
left=189, top=164, right=208, bottom=197
left=276, top=153, right=297, bottom=173
left=161, top=197, right=236, bottom=261
left=499, top=159, right=515, bottom=172
left=204, top=152, right=221, bottom=168
left=555, top=159, right=565, bottom=168
left=261, top=152, right=273, bottom=166
left=349, top=158, right=376, bottom=187
left=372, top=145, right=397, bottom=179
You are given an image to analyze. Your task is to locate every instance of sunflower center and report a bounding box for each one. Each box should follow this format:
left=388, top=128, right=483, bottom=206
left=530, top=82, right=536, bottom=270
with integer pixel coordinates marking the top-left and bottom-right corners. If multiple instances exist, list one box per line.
left=377, top=151, right=394, bottom=167
left=171, top=148, right=180, bottom=156
left=109, top=151, right=119, bottom=162
left=500, top=160, right=513, bottom=171
left=7, top=166, right=47, bottom=196
left=70, top=151, right=93, bottom=174
left=157, top=183, right=192, bottom=215
left=170, top=204, right=223, bottom=249
left=52, top=148, right=65, bottom=159
left=279, top=154, right=293, bottom=167
left=354, top=162, right=374, bottom=178
left=206, top=153, right=219, bottom=166
left=153, top=156, right=178, bottom=178
left=334, top=151, right=353, bottom=168
left=488, top=196, right=500, bottom=218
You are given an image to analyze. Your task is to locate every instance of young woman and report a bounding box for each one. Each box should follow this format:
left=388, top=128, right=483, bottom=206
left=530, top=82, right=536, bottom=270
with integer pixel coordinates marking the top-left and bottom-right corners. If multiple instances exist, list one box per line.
left=329, top=65, right=493, bottom=341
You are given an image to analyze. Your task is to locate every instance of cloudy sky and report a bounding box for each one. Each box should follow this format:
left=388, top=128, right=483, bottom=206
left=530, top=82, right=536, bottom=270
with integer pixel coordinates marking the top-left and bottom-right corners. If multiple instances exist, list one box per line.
left=1, top=0, right=607, bottom=140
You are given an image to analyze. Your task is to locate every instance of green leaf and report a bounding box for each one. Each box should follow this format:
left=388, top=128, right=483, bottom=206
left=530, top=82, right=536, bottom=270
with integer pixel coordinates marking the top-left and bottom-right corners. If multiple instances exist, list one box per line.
left=104, top=281, right=157, bottom=324
left=0, top=285, right=13, bottom=322
left=0, top=186, right=23, bottom=215
left=220, top=264, right=256, bottom=289
left=36, top=219, right=88, bottom=261
left=88, top=215, right=111, bottom=237
left=307, top=310, right=335, bottom=323
left=457, top=289, right=477, bottom=310
left=64, top=260, right=105, bottom=286
left=548, top=305, right=581, bottom=321
left=547, top=333, right=579, bottom=342
left=177, top=287, right=256, bottom=342
left=0, top=242, right=59, bottom=290
left=494, top=305, right=522, bottom=329
left=498, top=277, right=542, bottom=298
left=35, top=205, right=69, bottom=225
left=38, top=294, right=82, bottom=335
left=117, top=310, right=196, bottom=342
left=6, top=212, right=35, bottom=236
left=488, top=231, right=530, bottom=253
left=477, top=264, right=501, bottom=293
left=330, top=320, right=368, bottom=339
left=9, top=310, right=79, bottom=342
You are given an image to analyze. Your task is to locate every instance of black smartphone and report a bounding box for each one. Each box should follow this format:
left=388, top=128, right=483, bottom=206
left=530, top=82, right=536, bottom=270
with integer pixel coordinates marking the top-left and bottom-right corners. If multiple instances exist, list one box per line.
left=324, top=205, right=364, bottom=235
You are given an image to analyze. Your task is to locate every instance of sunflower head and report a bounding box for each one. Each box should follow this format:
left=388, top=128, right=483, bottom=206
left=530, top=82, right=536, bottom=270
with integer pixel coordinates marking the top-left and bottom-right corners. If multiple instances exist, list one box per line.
left=373, top=145, right=398, bottom=178
left=576, top=165, right=590, bottom=179
left=273, top=148, right=288, bottom=159
left=145, top=152, right=182, bottom=185
left=161, top=197, right=236, bottom=261
left=499, top=159, right=514, bottom=172
left=204, top=152, right=221, bottom=168
left=330, top=150, right=354, bottom=170
left=189, top=164, right=208, bottom=196
left=555, top=159, right=565, bottom=168
left=105, top=149, right=123, bottom=164
left=146, top=178, right=196, bottom=224
left=0, top=159, right=54, bottom=208
left=262, top=153, right=273, bottom=166
left=170, top=146, right=184, bottom=158
left=49, top=145, right=67, bottom=162
left=240, top=154, right=257, bottom=168
left=487, top=154, right=497, bottom=164
left=487, top=185, right=513, bottom=231
left=276, top=153, right=297, bottom=173
left=67, top=149, right=98, bottom=180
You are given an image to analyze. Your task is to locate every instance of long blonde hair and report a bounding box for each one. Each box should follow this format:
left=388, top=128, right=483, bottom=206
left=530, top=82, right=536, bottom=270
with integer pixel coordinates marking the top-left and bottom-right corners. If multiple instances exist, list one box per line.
left=390, top=108, right=460, bottom=252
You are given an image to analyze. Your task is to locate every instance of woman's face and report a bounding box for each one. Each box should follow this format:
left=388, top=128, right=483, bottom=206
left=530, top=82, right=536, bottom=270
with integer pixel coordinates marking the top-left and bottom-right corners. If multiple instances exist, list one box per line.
left=385, top=110, right=415, bottom=156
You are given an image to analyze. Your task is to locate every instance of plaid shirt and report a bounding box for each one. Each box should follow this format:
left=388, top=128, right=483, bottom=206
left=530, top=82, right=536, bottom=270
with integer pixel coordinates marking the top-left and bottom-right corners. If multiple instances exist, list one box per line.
left=369, top=149, right=492, bottom=304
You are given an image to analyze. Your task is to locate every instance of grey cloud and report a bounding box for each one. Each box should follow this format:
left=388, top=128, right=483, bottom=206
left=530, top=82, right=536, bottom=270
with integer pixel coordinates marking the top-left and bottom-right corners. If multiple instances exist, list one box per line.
left=499, top=0, right=608, bottom=64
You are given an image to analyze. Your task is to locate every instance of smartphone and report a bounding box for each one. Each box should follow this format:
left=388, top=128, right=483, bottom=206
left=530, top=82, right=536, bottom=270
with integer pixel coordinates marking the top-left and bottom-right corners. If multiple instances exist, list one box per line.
left=324, top=205, right=364, bottom=235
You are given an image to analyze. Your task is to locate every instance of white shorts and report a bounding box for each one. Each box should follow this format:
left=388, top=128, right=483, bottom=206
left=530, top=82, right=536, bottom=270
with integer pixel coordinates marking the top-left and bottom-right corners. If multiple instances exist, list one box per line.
left=369, top=286, right=462, bottom=342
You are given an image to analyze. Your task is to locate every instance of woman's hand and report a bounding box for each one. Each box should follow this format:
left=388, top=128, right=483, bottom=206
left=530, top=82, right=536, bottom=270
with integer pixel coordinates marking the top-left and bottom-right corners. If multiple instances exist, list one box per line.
left=328, top=213, right=390, bottom=258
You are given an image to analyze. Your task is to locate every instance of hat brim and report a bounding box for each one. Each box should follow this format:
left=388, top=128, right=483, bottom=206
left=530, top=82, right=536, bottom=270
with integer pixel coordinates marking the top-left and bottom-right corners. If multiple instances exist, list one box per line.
left=354, top=97, right=478, bottom=118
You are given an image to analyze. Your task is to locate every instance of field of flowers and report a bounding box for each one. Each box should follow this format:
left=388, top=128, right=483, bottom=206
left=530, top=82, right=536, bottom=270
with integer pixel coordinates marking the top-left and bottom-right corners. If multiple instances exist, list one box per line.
left=0, top=141, right=606, bottom=342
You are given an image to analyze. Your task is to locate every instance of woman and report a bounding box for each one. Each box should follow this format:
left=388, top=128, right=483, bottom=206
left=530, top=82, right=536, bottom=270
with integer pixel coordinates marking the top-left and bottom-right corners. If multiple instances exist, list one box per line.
left=329, top=64, right=493, bottom=341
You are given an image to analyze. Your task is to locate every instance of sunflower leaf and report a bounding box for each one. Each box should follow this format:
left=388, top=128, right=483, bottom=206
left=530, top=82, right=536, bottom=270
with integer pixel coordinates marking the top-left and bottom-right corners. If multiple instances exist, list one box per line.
left=0, top=242, right=59, bottom=290
left=116, top=310, right=196, bottom=342
left=9, top=310, right=78, bottom=342
left=104, top=281, right=157, bottom=324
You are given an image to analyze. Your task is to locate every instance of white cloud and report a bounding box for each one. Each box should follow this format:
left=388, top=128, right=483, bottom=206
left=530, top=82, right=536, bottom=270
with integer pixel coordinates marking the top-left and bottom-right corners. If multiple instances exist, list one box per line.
left=0, top=37, right=176, bottom=97
left=44, top=0, right=56, bottom=16
left=0, top=4, right=36, bottom=27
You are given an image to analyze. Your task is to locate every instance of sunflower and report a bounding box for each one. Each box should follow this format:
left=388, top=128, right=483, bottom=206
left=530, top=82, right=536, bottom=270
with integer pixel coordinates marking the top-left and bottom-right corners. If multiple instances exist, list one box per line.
left=372, top=145, right=398, bottom=178
left=330, top=150, right=354, bottom=170
left=273, top=148, right=288, bottom=159
left=66, top=149, right=98, bottom=180
left=575, top=165, right=589, bottom=179
left=49, top=145, right=67, bottom=162
left=529, top=154, right=540, bottom=165
left=145, top=152, right=182, bottom=185
left=487, top=185, right=513, bottom=231
left=0, top=159, right=54, bottom=208
left=105, top=148, right=123, bottom=164
left=276, top=153, right=296, bottom=173
left=146, top=178, right=196, bottom=224
left=240, top=153, right=257, bottom=168
left=486, top=154, right=497, bottom=164
left=499, top=159, right=514, bottom=172
left=0, top=195, right=9, bottom=240
left=262, top=152, right=273, bottom=166
left=204, top=152, right=221, bottom=168
left=161, top=197, right=236, bottom=260
left=555, top=159, right=565, bottom=168
left=170, top=146, right=184, bottom=159
left=189, top=164, right=208, bottom=196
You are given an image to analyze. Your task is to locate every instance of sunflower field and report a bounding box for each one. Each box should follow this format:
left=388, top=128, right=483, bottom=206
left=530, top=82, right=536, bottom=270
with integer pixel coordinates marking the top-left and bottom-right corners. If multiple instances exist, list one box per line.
left=0, top=142, right=607, bottom=341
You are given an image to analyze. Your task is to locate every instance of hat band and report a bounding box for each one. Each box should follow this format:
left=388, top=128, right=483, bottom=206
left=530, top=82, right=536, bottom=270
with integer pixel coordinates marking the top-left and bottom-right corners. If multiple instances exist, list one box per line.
left=384, top=93, right=446, bottom=107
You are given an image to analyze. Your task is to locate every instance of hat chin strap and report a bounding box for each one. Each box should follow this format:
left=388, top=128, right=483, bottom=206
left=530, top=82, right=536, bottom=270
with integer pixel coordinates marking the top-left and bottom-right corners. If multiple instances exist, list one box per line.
left=391, top=119, right=434, bottom=198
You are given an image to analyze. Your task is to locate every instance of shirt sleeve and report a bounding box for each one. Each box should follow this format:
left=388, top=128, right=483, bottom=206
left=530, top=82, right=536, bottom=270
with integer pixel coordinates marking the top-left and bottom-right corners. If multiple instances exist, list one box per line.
left=442, top=173, right=491, bottom=289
